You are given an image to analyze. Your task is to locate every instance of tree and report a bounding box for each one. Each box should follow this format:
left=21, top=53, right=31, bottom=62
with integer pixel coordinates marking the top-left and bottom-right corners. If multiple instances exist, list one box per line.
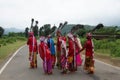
left=51, top=25, right=57, bottom=33
left=71, top=24, right=84, bottom=34
left=25, top=27, right=29, bottom=38
left=92, top=23, right=104, bottom=32
left=8, top=32, right=16, bottom=37
left=39, top=26, right=44, bottom=36
left=43, top=24, right=51, bottom=36
left=39, top=24, right=51, bottom=36
left=0, top=26, right=4, bottom=38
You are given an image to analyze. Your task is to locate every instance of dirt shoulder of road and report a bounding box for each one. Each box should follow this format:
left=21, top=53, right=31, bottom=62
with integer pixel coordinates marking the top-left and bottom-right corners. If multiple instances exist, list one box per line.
left=94, top=53, right=120, bottom=67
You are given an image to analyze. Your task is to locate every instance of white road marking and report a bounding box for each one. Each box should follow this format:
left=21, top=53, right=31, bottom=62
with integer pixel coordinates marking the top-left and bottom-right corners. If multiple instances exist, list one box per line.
left=95, top=59, right=120, bottom=70
left=0, top=45, right=25, bottom=75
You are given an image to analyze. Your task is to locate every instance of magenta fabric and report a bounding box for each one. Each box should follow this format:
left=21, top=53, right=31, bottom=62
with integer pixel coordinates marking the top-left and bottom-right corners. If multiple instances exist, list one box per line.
left=43, top=59, right=52, bottom=73
left=76, top=54, right=82, bottom=66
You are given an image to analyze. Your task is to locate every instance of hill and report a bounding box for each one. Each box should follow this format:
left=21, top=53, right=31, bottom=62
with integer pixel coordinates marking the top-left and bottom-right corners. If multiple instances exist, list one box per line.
left=4, top=28, right=24, bottom=34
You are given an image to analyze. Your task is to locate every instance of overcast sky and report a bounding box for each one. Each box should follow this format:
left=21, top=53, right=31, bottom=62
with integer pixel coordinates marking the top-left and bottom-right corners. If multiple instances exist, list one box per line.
left=0, top=0, right=120, bottom=29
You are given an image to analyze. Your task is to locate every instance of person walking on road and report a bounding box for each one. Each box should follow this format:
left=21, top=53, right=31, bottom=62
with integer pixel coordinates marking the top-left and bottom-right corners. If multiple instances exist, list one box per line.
left=67, top=33, right=77, bottom=72
left=59, top=36, right=68, bottom=74
left=78, top=32, right=95, bottom=74
left=27, top=32, right=38, bottom=68
left=39, top=36, right=52, bottom=75
left=47, top=35, right=56, bottom=69
left=56, top=30, right=62, bottom=69
left=73, top=34, right=83, bottom=67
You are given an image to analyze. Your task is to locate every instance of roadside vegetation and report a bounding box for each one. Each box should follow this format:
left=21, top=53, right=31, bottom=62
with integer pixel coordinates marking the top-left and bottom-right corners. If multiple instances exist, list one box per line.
left=80, top=38, right=120, bottom=58
left=0, top=32, right=26, bottom=63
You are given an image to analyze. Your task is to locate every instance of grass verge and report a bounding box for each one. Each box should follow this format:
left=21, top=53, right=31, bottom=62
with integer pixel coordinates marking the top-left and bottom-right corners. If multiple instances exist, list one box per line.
left=0, top=40, right=26, bottom=63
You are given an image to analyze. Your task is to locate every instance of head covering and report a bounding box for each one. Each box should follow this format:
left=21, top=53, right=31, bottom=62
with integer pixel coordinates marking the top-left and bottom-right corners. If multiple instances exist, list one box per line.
left=59, top=36, right=66, bottom=42
left=59, top=37, right=62, bottom=42
left=29, top=32, right=34, bottom=37
left=86, top=32, right=92, bottom=39
left=48, top=35, right=51, bottom=38
left=40, top=36, right=45, bottom=42
left=56, top=30, right=62, bottom=36
left=67, top=33, right=74, bottom=41
left=56, top=30, right=61, bottom=34
left=73, top=33, right=79, bottom=38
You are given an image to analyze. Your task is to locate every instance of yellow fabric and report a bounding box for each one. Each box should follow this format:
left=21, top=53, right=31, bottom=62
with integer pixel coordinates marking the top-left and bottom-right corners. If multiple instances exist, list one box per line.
left=68, top=56, right=73, bottom=63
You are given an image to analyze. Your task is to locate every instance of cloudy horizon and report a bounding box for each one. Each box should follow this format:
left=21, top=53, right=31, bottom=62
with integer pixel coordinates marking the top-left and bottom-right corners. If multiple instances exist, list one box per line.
left=0, top=0, right=120, bottom=29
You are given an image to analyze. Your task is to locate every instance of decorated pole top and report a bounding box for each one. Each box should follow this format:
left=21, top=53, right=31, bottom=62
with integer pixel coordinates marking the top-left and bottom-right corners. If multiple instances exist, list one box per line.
left=30, top=18, right=34, bottom=32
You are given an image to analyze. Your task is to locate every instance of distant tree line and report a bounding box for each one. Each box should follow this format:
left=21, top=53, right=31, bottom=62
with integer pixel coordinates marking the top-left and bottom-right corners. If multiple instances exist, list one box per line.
left=0, top=26, right=25, bottom=38
left=0, top=26, right=4, bottom=38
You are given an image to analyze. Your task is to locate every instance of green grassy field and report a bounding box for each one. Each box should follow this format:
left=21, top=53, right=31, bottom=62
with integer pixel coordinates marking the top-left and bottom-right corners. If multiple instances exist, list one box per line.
left=0, top=40, right=26, bottom=62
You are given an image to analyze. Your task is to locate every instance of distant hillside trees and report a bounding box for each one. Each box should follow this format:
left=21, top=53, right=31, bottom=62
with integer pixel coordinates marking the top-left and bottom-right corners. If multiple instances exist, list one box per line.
left=72, top=24, right=87, bottom=37
left=8, top=32, right=25, bottom=37
left=91, top=23, right=104, bottom=33
left=0, top=26, right=4, bottom=38
left=94, top=26, right=118, bottom=34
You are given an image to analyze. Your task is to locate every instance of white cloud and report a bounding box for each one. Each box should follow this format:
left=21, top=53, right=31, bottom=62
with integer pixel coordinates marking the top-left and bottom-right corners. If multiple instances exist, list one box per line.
left=0, top=0, right=120, bottom=29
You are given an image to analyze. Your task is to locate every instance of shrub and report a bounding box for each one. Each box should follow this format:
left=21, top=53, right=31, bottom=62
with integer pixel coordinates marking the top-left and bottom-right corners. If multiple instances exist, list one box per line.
left=3, top=42, right=7, bottom=46
left=16, top=37, right=26, bottom=41
left=110, top=46, right=120, bottom=57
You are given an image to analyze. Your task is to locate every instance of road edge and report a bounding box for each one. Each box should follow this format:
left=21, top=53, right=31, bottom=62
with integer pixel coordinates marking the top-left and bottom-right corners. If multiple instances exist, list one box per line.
left=0, top=45, right=25, bottom=75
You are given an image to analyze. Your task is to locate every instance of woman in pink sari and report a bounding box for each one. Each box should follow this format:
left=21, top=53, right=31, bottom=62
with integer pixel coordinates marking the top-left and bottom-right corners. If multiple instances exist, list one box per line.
left=74, top=34, right=83, bottom=67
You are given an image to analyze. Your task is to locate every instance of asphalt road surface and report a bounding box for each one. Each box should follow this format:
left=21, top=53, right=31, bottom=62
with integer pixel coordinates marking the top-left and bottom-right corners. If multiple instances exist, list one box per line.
left=0, top=45, right=120, bottom=80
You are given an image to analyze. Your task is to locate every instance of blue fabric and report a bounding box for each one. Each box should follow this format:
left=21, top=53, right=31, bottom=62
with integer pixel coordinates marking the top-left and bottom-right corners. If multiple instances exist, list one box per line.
left=47, top=38, right=55, bottom=55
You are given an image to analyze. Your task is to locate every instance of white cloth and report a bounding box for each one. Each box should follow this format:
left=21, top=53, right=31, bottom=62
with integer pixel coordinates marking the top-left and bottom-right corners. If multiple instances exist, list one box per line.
left=67, top=33, right=74, bottom=41
left=40, top=36, right=45, bottom=42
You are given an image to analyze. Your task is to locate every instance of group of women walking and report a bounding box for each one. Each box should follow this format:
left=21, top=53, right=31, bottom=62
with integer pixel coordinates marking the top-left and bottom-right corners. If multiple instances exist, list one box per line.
left=27, top=30, right=95, bottom=75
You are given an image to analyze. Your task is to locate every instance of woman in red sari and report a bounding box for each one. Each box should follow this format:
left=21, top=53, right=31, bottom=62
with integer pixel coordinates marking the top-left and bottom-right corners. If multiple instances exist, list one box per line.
left=27, top=32, right=37, bottom=68
left=67, top=33, right=76, bottom=72
left=39, top=36, right=52, bottom=74
left=78, top=33, right=94, bottom=74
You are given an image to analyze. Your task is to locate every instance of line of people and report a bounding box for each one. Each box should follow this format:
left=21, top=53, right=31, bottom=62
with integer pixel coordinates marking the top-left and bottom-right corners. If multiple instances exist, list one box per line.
left=27, top=30, right=95, bottom=75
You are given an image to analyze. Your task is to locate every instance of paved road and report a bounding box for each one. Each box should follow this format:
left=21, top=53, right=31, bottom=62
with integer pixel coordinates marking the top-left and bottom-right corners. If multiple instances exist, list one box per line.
left=0, top=45, right=120, bottom=80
